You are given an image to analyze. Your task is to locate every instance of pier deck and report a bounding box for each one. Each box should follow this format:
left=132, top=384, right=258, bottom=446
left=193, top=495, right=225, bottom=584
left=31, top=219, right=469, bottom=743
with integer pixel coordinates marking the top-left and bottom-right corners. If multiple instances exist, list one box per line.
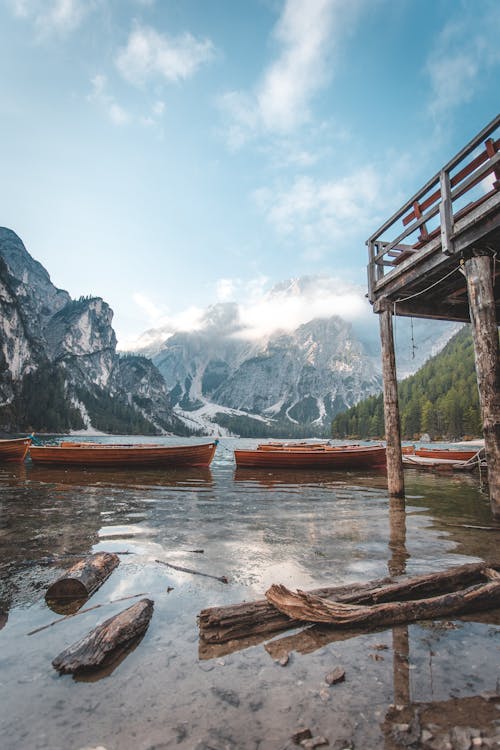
left=366, top=115, right=500, bottom=517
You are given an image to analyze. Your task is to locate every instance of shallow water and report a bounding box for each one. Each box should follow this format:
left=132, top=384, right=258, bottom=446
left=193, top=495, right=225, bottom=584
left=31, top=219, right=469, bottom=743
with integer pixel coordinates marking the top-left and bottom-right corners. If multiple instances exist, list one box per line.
left=0, top=437, right=499, bottom=749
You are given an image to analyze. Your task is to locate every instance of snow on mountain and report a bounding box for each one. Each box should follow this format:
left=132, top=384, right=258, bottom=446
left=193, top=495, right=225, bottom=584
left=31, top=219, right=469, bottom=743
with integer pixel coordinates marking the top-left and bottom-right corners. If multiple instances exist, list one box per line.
left=124, top=275, right=460, bottom=436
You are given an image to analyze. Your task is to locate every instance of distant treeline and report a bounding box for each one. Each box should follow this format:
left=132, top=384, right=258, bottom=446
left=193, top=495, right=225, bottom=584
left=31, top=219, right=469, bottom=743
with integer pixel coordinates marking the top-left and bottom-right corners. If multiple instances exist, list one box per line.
left=332, top=325, right=486, bottom=441
left=0, top=361, right=161, bottom=435
left=213, top=412, right=329, bottom=439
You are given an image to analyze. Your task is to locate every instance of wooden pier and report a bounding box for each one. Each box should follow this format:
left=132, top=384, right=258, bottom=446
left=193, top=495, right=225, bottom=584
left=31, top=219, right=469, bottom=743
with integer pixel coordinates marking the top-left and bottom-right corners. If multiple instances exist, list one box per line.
left=367, top=114, right=500, bottom=517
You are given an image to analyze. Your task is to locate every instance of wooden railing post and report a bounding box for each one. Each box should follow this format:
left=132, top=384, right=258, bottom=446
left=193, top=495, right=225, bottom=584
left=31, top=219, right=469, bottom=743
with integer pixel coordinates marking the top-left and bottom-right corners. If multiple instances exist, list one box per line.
left=367, top=241, right=376, bottom=302
left=463, top=249, right=500, bottom=518
left=485, top=137, right=500, bottom=189
left=379, top=307, right=405, bottom=497
left=439, top=169, right=454, bottom=255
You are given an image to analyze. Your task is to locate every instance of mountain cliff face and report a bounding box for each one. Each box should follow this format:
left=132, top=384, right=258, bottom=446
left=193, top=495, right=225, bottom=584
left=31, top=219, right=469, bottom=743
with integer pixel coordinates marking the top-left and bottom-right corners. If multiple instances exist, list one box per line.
left=0, top=228, right=186, bottom=434
left=148, top=303, right=383, bottom=436
left=140, top=286, right=459, bottom=436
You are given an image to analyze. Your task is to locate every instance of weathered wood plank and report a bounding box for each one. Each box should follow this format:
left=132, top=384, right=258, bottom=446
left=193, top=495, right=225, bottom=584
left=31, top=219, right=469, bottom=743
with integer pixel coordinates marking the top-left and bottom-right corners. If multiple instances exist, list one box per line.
left=52, top=598, right=154, bottom=674
left=198, top=562, right=498, bottom=644
left=265, top=571, right=500, bottom=628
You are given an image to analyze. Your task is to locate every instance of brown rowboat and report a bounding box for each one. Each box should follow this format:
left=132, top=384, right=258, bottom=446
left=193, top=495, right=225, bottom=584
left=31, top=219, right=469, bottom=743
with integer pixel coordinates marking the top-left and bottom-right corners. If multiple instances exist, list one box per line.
left=234, top=444, right=386, bottom=469
left=29, top=441, right=217, bottom=468
left=0, top=437, right=32, bottom=463
left=415, top=447, right=480, bottom=461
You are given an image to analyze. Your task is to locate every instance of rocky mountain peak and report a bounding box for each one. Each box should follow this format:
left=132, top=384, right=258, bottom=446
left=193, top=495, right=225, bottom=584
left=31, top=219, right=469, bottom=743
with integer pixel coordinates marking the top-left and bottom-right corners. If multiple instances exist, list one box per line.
left=0, top=228, right=188, bottom=435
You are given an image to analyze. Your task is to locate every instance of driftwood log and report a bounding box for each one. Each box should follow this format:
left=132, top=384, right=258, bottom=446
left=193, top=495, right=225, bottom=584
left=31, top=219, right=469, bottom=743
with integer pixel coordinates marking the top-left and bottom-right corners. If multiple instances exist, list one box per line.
left=46, top=552, right=120, bottom=602
left=52, top=598, right=154, bottom=674
left=198, top=562, right=500, bottom=644
left=266, top=569, right=500, bottom=629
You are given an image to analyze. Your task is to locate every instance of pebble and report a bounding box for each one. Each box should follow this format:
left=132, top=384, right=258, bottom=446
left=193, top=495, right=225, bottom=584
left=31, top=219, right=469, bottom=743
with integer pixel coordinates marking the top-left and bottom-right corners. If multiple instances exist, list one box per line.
left=292, top=728, right=312, bottom=744
left=300, top=736, right=329, bottom=749
left=325, top=667, right=345, bottom=685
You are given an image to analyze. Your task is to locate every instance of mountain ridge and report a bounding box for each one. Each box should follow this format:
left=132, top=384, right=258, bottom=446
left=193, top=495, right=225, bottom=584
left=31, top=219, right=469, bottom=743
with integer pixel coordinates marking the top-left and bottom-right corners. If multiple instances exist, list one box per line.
left=0, top=227, right=189, bottom=435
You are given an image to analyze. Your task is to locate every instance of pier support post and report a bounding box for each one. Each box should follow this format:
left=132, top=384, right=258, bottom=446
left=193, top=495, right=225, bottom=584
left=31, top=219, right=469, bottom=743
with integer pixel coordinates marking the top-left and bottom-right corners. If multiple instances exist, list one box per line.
left=463, top=250, right=500, bottom=518
left=379, top=307, right=405, bottom=497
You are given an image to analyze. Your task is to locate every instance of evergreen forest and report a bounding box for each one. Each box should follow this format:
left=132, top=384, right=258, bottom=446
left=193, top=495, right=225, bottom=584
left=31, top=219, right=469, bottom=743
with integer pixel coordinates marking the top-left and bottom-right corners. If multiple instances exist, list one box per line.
left=332, top=325, right=486, bottom=441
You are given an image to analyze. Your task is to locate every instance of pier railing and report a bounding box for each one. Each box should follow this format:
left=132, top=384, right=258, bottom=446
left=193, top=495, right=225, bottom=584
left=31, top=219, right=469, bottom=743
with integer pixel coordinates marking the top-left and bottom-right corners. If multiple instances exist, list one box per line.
left=367, top=114, right=500, bottom=302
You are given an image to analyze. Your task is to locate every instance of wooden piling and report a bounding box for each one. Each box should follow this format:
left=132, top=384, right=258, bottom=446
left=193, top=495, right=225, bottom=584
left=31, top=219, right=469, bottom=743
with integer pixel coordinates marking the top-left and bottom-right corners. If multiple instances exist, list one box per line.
left=463, top=250, right=500, bottom=518
left=379, top=307, right=405, bottom=497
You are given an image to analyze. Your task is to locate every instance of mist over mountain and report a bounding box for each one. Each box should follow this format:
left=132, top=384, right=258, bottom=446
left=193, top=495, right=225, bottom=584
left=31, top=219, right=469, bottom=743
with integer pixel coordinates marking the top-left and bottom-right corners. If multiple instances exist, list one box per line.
left=127, top=276, right=460, bottom=436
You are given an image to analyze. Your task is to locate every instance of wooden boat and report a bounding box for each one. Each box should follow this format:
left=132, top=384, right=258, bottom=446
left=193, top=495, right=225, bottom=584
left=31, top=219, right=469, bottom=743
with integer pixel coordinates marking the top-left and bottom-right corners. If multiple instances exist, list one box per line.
left=401, top=445, right=415, bottom=455
left=402, top=454, right=480, bottom=472
left=0, top=436, right=32, bottom=463
left=257, top=441, right=331, bottom=450
left=29, top=441, right=217, bottom=468
left=234, top=444, right=386, bottom=469
left=415, top=447, right=480, bottom=461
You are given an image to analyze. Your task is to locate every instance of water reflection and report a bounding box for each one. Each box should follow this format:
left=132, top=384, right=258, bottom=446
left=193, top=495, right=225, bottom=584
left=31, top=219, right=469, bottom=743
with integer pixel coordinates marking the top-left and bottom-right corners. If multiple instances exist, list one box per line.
left=0, top=438, right=498, bottom=750
left=234, top=466, right=389, bottom=489
left=27, top=463, right=214, bottom=489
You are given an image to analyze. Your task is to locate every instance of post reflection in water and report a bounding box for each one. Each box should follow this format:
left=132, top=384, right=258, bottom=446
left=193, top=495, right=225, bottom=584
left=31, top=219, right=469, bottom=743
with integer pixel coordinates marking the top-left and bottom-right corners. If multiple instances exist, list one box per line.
left=388, top=496, right=411, bottom=709
left=382, top=492, right=500, bottom=749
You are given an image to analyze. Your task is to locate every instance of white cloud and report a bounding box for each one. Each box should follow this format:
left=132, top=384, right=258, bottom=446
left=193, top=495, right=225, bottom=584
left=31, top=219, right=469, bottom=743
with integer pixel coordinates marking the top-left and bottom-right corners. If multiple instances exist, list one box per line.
left=133, top=291, right=205, bottom=333
left=88, top=74, right=130, bottom=126
left=219, top=0, right=365, bottom=146
left=122, top=275, right=372, bottom=350
left=8, top=0, right=93, bottom=35
left=216, top=278, right=237, bottom=302
left=235, top=276, right=369, bottom=340
left=426, top=2, right=500, bottom=119
left=133, top=292, right=165, bottom=322
left=116, top=25, right=215, bottom=86
left=253, top=167, right=382, bottom=259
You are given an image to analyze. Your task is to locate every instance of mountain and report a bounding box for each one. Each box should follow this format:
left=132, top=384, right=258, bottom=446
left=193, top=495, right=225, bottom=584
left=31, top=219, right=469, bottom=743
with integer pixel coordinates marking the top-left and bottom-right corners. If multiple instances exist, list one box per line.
left=332, top=325, right=483, bottom=440
left=151, top=311, right=382, bottom=436
left=0, top=228, right=189, bottom=435
left=129, top=278, right=460, bottom=437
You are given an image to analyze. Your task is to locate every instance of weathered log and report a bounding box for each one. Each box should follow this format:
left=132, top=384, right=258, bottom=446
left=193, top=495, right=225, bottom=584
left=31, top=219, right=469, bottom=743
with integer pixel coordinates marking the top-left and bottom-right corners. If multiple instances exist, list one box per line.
left=198, top=562, right=499, bottom=644
left=265, top=569, right=500, bottom=629
left=46, top=552, right=120, bottom=602
left=198, top=576, right=393, bottom=644
left=52, top=598, right=154, bottom=674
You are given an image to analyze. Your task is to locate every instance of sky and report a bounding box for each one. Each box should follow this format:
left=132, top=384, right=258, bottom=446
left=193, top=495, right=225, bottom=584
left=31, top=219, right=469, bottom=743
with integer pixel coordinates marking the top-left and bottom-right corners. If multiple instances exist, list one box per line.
left=1, top=0, right=499, bottom=348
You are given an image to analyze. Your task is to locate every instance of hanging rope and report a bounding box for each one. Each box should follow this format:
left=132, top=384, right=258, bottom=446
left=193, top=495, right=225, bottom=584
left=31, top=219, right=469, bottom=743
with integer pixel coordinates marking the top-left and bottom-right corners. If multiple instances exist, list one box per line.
left=394, top=264, right=461, bottom=304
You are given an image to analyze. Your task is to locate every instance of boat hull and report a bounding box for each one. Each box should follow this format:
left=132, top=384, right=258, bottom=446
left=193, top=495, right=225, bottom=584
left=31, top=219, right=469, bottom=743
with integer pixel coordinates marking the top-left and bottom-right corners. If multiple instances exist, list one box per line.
left=0, top=437, right=32, bottom=463
left=234, top=445, right=386, bottom=470
left=29, top=442, right=217, bottom=468
left=415, top=448, right=478, bottom=461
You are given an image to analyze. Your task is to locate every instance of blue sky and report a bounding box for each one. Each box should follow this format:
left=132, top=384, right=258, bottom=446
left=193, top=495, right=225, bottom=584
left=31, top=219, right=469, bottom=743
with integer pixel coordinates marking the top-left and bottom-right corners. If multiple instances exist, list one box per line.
left=1, top=0, right=499, bottom=346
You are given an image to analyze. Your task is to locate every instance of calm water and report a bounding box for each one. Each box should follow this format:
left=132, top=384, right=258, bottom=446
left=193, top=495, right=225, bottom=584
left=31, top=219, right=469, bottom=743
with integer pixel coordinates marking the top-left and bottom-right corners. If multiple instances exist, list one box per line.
left=0, top=437, right=499, bottom=749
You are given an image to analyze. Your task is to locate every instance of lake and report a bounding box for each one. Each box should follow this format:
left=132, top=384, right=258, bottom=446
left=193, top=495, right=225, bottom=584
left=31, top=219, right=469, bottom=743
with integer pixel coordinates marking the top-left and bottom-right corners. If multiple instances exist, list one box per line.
left=0, top=437, right=499, bottom=749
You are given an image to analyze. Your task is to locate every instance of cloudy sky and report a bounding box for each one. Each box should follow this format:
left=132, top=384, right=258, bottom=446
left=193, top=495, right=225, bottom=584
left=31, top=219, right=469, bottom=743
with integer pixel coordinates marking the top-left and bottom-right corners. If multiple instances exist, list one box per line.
left=1, top=0, right=498, bottom=346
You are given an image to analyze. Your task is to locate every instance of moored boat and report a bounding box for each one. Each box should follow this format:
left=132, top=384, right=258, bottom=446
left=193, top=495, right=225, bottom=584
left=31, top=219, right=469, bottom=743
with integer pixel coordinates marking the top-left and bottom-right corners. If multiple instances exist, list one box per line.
left=415, top=447, right=480, bottom=461
left=29, top=441, right=218, bottom=468
left=402, top=454, right=480, bottom=472
left=256, top=441, right=331, bottom=450
left=0, top=436, right=32, bottom=463
left=234, top=444, right=386, bottom=469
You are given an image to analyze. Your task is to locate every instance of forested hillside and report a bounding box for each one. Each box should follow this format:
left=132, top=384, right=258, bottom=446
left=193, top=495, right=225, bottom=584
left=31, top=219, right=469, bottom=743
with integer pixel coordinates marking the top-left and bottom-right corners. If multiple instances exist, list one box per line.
left=332, top=325, right=486, bottom=441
